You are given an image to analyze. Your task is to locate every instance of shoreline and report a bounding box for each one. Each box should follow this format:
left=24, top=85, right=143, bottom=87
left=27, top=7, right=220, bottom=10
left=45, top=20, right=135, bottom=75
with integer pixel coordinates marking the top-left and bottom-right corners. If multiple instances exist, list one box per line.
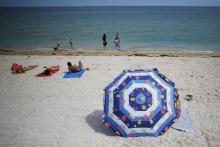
left=0, top=48, right=220, bottom=57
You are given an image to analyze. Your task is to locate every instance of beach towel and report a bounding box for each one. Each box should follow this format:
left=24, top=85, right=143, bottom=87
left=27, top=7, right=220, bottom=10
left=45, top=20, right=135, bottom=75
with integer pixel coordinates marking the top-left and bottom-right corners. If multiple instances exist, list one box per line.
left=36, top=66, right=60, bottom=77
left=171, top=100, right=193, bottom=133
left=11, top=63, right=38, bottom=74
left=63, top=69, right=85, bottom=78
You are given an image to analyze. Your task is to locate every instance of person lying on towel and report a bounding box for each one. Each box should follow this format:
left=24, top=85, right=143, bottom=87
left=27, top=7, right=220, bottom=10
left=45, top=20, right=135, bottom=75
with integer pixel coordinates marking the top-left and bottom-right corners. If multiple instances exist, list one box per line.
left=36, top=65, right=60, bottom=77
left=67, top=61, right=89, bottom=73
left=11, top=63, right=38, bottom=74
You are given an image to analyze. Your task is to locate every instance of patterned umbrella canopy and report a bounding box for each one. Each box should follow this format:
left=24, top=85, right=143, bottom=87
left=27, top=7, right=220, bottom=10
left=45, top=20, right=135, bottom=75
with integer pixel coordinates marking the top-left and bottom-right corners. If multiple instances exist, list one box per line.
left=103, top=68, right=181, bottom=137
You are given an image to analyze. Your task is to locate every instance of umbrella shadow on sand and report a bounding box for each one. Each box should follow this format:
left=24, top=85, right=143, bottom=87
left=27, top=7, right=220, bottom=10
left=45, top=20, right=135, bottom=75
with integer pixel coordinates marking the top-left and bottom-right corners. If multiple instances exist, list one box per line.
left=86, top=110, right=116, bottom=136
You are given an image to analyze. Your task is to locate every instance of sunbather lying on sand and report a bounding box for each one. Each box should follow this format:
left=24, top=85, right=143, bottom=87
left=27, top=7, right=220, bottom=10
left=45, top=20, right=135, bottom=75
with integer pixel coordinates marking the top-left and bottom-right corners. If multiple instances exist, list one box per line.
left=36, top=65, right=60, bottom=77
left=67, top=61, right=89, bottom=73
left=11, top=63, right=38, bottom=73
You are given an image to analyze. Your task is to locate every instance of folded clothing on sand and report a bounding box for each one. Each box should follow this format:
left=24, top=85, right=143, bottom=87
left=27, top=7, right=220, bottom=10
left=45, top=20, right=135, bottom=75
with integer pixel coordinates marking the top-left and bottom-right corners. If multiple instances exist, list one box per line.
left=36, top=66, right=60, bottom=77
left=11, top=63, right=38, bottom=74
left=63, top=69, right=85, bottom=78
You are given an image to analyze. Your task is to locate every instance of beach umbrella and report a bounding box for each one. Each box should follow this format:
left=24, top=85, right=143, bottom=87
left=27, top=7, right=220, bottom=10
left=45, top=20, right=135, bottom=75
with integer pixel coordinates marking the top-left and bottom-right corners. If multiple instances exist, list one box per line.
left=103, top=68, right=181, bottom=137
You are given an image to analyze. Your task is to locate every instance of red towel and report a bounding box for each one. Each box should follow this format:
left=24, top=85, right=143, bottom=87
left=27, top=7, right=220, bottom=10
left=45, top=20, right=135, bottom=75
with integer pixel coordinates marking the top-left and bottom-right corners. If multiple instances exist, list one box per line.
left=36, top=66, right=60, bottom=77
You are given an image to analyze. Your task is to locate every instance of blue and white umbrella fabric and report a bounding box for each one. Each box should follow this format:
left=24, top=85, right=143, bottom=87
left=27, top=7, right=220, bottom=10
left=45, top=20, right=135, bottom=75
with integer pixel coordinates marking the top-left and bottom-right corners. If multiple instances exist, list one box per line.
left=103, top=68, right=181, bottom=137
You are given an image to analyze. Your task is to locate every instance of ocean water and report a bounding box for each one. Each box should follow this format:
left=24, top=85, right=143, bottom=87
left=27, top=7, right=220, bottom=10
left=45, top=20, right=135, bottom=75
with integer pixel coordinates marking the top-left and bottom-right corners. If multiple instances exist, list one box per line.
left=0, top=6, right=220, bottom=51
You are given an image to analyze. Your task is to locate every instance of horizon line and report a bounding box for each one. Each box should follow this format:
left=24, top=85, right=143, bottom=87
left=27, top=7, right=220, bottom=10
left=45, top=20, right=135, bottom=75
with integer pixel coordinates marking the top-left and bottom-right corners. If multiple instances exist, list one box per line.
left=1, top=5, right=220, bottom=8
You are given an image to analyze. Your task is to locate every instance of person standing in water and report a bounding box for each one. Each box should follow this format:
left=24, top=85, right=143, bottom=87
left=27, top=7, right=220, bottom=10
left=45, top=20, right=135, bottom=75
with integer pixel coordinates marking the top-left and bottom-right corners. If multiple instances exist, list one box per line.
left=102, top=34, right=107, bottom=48
left=70, top=38, right=73, bottom=49
left=114, top=32, right=120, bottom=49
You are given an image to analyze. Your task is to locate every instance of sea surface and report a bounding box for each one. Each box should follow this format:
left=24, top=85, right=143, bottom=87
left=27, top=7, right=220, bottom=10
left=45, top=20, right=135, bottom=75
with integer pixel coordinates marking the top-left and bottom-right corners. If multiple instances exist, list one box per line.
left=0, top=6, right=220, bottom=51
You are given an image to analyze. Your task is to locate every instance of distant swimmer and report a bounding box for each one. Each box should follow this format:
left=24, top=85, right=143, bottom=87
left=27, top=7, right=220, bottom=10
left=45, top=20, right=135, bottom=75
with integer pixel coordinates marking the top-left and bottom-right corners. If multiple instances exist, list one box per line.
left=114, top=32, right=120, bottom=50
left=102, top=34, right=107, bottom=48
left=70, top=38, right=73, bottom=49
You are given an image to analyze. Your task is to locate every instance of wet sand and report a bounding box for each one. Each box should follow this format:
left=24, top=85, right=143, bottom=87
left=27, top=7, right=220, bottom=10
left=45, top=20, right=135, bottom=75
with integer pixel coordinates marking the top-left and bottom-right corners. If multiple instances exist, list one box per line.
left=0, top=49, right=220, bottom=57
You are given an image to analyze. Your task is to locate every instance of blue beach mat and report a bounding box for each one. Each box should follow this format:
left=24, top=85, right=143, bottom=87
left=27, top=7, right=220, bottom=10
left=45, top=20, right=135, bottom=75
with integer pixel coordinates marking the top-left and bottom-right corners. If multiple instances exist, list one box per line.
left=63, top=69, right=85, bottom=78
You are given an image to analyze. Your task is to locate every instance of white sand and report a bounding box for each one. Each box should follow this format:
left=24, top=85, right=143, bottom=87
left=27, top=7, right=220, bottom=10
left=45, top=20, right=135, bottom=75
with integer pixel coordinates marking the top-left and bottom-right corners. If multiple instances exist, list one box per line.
left=0, top=55, right=220, bottom=147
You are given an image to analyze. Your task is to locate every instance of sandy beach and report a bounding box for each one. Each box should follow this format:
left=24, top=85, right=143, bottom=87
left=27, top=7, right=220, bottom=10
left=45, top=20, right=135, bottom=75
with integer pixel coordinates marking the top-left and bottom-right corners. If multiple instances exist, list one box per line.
left=0, top=54, right=220, bottom=147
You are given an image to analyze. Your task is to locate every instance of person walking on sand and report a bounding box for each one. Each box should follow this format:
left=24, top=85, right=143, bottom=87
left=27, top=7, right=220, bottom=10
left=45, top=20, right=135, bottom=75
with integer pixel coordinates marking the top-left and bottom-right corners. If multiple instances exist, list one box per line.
left=70, top=38, right=73, bottom=49
left=114, top=32, right=120, bottom=50
left=102, top=34, right=107, bottom=48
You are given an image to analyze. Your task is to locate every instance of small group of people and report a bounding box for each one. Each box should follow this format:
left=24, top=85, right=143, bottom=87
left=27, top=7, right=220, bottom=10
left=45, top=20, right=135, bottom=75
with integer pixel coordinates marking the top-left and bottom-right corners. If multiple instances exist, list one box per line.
left=11, top=61, right=88, bottom=77
left=102, top=32, right=121, bottom=49
left=54, top=32, right=121, bottom=51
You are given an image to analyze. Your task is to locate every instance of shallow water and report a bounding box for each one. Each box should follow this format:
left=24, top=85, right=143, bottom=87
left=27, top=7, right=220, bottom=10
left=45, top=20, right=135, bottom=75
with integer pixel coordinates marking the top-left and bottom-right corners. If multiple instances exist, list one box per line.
left=0, top=6, right=220, bottom=51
